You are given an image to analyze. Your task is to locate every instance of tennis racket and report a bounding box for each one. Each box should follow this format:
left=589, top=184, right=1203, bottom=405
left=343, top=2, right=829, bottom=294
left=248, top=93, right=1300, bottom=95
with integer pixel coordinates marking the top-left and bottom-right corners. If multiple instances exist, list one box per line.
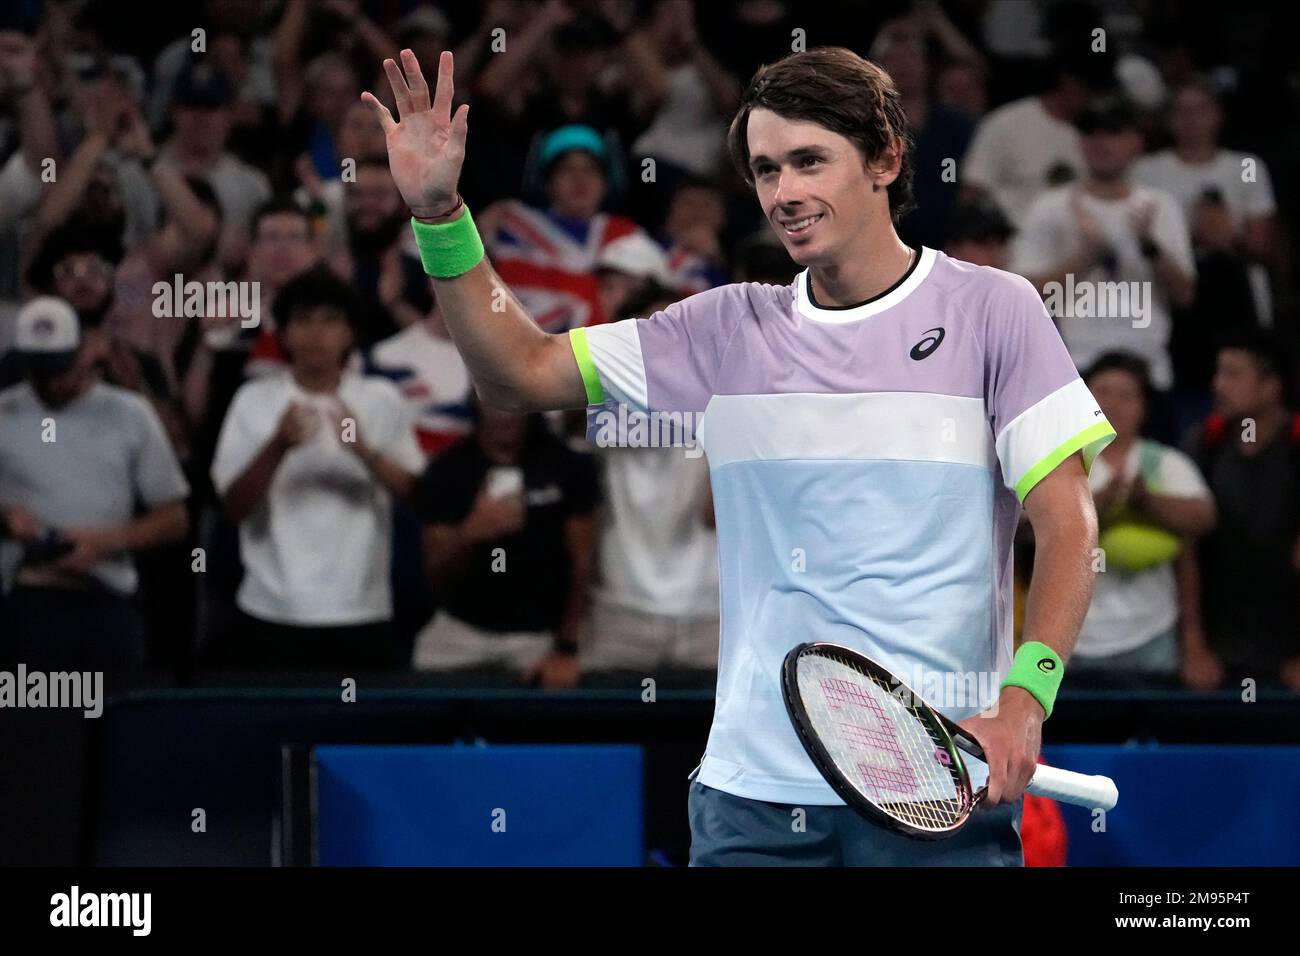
left=782, top=642, right=1119, bottom=840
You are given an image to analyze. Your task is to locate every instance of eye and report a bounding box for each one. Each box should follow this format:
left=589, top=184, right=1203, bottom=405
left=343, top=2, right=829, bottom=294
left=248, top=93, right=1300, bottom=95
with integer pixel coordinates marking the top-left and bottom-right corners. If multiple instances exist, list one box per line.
left=753, top=163, right=776, bottom=178
left=800, top=155, right=823, bottom=168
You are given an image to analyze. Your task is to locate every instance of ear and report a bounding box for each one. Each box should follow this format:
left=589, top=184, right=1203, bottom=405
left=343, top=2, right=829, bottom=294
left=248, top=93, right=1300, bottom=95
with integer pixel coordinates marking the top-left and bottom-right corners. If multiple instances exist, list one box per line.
left=865, top=136, right=904, bottom=191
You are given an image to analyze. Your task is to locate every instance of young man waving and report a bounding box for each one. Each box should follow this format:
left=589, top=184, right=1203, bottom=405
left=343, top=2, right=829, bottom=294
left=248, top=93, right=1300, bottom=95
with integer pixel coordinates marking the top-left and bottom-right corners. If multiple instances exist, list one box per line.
left=363, top=46, right=1113, bottom=866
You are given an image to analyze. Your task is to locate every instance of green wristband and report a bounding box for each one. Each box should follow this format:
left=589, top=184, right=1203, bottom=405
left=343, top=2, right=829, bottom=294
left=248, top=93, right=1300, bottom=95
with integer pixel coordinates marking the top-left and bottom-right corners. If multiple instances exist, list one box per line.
left=1000, top=641, right=1064, bottom=719
left=410, top=208, right=485, bottom=279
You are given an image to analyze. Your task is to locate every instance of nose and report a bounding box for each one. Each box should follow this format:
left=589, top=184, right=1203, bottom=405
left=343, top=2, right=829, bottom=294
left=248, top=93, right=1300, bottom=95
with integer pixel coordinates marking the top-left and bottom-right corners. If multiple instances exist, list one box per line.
left=772, top=168, right=802, bottom=209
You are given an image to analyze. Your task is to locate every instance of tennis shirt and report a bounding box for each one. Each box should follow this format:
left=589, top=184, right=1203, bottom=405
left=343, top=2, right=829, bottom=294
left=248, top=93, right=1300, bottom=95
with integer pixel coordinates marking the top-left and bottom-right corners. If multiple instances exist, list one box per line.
left=570, top=247, right=1116, bottom=805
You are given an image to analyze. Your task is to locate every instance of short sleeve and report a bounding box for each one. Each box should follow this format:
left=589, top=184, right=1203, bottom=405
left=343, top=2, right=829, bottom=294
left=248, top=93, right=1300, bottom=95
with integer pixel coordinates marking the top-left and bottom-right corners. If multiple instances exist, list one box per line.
left=567, top=286, right=737, bottom=415
left=1150, top=192, right=1196, bottom=278
left=1240, top=154, right=1277, bottom=219
left=129, top=396, right=190, bottom=506
left=211, top=383, right=269, bottom=495
left=961, top=113, right=1003, bottom=192
left=1008, top=193, right=1069, bottom=278
left=368, top=383, right=425, bottom=473
left=984, top=272, right=1116, bottom=501
left=1154, top=446, right=1211, bottom=499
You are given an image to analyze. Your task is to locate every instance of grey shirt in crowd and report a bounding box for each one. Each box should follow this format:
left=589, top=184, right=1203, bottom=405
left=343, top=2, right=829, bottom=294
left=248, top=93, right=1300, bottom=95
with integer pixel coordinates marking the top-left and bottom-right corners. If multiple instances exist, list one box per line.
left=0, top=380, right=189, bottom=595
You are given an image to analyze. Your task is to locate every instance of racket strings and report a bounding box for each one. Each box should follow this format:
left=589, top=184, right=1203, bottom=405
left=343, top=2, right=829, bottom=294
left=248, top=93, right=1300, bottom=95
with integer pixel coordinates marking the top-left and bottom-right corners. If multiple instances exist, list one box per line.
left=797, top=651, right=970, bottom=832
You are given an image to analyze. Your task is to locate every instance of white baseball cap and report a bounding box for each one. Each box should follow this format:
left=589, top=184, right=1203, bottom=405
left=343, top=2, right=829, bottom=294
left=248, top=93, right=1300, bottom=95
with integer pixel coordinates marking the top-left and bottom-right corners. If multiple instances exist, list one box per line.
left=15, top=296, right=81, bottom=371
left=595, top=233, right=672, bottom=285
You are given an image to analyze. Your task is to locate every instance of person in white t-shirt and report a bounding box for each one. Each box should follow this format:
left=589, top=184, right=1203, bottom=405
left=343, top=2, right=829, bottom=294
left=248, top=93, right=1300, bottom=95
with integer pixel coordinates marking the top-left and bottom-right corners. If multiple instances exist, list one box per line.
left=211, top=268, right=423, bottom=669
left=1069, top=351, right=1216, bottom=685
left=1132, top=78, right=1278, bottom=325
left=581, top=282, right=719, bottom=677
left=1010, top=97, right=1197, bottom=392
left=960, top=56, right=1106, bottom=226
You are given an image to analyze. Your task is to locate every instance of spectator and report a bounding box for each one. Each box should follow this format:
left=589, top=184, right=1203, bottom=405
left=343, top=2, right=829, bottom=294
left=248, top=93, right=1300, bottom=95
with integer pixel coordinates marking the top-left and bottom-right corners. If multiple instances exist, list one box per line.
left=16, top=224, right=182, bottom=448
left=962, top=52, right=1111, bottom=226
left=1069, top=352, right=1215, bottom=687
left=210, top=267, right=421, bottom=669
left=479, top=124, right=645, bottom=332
left=656, top=175, right=731, bottom=291
left=626, top=0, right=741, bottom=180
left=944, top=195, right=1014, bottom=268
left=1183, top=333, right=1300, bottom=691
left=1133, top=78, right=1278, bottom=430
left=872, top=16, right=976, bottom=248
left=158, top=57, right=271, bottom=270
left=327, top=158, right=433, bottom=346
left=1010, top=97, right=1196, bottom=397
left=581, top=282, right=720, bottom=677
left=411, top=399, right=599, bottom=688
left=367, top=300, right=472, bottom=461
left=463, top=7, right=653, bottom=208
left=0, top=297, right=189, bottom=671
left=178, top=196, right=322, bottom=472
left=594, top=231, right=673, bottom=328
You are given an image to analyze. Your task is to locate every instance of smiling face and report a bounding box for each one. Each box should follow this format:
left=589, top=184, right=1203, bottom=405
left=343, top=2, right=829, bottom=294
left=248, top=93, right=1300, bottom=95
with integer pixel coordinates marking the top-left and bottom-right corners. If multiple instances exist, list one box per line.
left=745, top=108, right=894, bottom=268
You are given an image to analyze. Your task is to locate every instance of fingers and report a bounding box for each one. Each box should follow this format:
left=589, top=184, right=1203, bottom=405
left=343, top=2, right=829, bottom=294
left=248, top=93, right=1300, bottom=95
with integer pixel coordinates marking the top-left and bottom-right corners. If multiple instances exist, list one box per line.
left=359, top=91, right=396, bottom=134
left=382, top=56, right=413, bottom=118
left=431, top=49, right=454, bottom=124
left=401, top=48, right=430, bottom=111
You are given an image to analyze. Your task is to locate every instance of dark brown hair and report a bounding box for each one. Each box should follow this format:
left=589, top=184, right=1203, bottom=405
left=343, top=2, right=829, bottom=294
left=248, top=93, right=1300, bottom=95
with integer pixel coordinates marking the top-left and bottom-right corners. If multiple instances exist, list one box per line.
left=726, top=46, right=916, bottom=222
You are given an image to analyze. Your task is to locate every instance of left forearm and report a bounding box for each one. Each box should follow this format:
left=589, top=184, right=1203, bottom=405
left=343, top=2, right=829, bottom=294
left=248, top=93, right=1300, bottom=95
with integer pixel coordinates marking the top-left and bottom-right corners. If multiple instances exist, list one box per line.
left=101, top=501, right=189, bottom=553
left=1021, top=510, right=1098, bottom=665
left=1134, top=490, right=1215, bottom=536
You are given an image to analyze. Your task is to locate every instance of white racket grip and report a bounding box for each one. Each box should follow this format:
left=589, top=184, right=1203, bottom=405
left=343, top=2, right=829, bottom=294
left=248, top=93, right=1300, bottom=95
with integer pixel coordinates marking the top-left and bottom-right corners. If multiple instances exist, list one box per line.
left=1026, top=765, right=1119, bottom=810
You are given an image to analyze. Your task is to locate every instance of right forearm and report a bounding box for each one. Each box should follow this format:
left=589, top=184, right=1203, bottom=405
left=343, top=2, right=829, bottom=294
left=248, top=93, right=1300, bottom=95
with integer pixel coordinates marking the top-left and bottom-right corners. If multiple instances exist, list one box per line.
left=430, top=253, right=584, bottom=411
left=16, top=87, right=60, bottom=173
left=33, top=132, right=109, bottom=234
left=222, top=436, right=288, bottom=523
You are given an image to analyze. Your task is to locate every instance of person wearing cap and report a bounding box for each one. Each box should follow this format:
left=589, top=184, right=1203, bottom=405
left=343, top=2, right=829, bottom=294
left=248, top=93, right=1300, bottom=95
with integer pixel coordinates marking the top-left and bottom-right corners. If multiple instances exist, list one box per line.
left=0, top=297, right=189, bottom=671
left=1010, top=96, right=1196, bottom=407
left=160, top=57, right=272, bottom=268
left=464, top=9, right=653, bottom=208
left=479, top=123, right=649, bottom=333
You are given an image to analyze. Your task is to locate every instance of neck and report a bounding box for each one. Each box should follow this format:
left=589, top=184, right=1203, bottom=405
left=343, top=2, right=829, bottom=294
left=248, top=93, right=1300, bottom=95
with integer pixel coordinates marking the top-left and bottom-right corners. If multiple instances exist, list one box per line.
left=808, top=224, right=914, bottom=307
left=1086, top=175, right=1131, bottom=200
left=293, top=366, right=342, bottom=392
left=1236, top=405, right=1286, bottom=449
left=1039, top=91, right=1072, bottom=122
left=1173, top=142, right=1216, bottom=163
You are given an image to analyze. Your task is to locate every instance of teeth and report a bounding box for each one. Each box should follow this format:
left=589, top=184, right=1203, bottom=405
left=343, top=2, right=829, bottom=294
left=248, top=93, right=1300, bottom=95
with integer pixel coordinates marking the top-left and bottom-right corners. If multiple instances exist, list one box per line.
left=784, top=215, right=822, bottom=231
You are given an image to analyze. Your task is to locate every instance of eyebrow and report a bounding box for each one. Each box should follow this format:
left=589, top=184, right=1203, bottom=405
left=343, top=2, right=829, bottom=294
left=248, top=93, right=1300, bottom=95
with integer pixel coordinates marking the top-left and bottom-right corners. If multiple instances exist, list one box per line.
left=749, top=146, right=831, bottom=170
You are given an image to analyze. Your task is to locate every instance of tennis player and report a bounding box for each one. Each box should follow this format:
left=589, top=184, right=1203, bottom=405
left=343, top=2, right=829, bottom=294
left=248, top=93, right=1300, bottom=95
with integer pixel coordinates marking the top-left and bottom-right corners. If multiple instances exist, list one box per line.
left=364, top=45, right=1115, bottom=866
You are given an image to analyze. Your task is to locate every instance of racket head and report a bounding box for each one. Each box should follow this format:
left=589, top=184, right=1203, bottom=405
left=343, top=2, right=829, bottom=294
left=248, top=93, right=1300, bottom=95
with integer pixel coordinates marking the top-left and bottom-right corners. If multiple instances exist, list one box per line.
left=782, top=641, right=978, bottom=840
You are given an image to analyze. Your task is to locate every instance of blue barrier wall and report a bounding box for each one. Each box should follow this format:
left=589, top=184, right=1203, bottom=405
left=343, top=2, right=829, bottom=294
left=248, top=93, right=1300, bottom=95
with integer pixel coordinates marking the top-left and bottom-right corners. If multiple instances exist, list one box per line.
left=314, top=744, right=645, bottom=866
left=1043, top=744, right=1300, bottom=866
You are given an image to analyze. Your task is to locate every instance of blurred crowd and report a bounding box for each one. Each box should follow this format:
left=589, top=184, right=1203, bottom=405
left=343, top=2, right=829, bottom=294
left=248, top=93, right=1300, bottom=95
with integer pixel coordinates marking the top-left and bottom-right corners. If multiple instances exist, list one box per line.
left=0, top=0, right=1297, bottom=693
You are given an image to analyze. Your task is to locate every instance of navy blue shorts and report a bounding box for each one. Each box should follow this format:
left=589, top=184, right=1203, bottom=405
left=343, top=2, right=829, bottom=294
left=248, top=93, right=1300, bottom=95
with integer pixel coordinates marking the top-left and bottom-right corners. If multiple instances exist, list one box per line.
left=688, top=781, right=1024, bottom=866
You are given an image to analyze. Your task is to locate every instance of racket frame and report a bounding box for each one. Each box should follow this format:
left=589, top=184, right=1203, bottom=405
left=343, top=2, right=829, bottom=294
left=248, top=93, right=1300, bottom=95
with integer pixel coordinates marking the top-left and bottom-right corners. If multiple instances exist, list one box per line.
left=781, top=641, right=980, bottom=840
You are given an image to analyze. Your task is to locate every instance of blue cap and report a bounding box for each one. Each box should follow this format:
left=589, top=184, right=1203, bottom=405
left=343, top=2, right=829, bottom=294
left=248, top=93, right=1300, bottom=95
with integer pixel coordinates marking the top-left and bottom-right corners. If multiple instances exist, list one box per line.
left=537, top=125, right=610, bottom=173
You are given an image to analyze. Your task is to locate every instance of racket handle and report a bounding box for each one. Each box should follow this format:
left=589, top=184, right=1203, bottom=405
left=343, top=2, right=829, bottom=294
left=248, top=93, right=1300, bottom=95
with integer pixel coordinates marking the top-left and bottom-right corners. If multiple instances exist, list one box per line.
left=1027, top=765, right=1119, bottom=811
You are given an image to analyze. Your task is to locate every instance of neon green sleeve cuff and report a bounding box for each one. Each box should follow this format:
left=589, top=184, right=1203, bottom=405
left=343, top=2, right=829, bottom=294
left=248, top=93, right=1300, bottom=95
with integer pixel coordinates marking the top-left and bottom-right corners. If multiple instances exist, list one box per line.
left=1000, top=641, right=1065, bottom=719
left=1014, top=419, right=1116, bottom=502
left=568, top=328, right=605, bottom=406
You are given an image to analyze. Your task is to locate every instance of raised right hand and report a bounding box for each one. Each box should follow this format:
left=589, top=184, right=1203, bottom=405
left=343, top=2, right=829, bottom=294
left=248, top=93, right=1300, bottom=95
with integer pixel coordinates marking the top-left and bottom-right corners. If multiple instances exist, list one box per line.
left=360, top=49, right=468, bottom=220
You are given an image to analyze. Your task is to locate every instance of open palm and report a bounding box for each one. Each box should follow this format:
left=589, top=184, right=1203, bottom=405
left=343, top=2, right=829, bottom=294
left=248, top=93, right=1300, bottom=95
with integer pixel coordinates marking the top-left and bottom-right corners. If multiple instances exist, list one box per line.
left=361, top=49, right=469, bottom=219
